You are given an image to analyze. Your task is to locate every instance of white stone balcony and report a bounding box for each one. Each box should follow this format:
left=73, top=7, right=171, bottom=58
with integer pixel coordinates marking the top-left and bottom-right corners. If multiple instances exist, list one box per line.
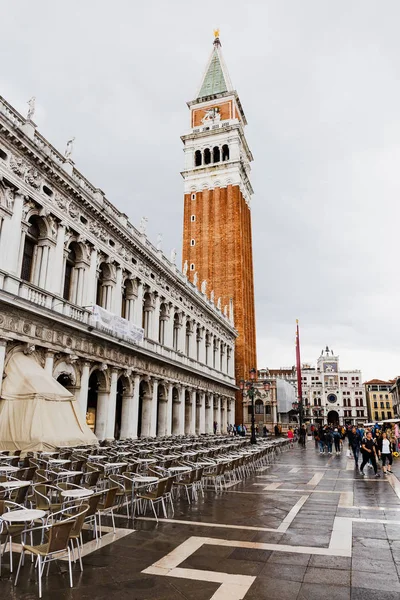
left=0, top=270, right=235, bottom=386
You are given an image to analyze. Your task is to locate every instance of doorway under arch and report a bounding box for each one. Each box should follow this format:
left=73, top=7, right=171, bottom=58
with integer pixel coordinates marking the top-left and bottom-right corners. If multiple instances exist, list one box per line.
left=327, top=410, right=339, bottom=427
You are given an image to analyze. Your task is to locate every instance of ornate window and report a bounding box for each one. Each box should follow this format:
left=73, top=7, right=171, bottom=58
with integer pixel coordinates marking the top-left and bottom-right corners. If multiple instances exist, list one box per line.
left=21, top=217, right=40, bottom=282
left=213, top=146, right=220, bottom=163
left=204, top=148, right=211, bottom=165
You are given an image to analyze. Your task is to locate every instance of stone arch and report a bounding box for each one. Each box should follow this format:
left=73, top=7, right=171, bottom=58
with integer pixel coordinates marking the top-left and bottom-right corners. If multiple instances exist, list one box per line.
left=87, top=367, right=109, bottom=437
left=53, top=359, right=79, bottom=388
left=184, top=389, right=191, bottom=434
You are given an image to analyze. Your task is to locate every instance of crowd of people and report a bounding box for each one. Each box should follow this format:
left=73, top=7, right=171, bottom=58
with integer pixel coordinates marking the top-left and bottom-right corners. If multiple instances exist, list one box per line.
left=307, top=422, right=399, bottom=477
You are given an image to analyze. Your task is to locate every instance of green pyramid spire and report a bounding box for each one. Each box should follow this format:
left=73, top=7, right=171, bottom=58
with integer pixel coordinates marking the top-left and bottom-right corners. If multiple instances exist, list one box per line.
left=197, top=34, right=233, bottom=100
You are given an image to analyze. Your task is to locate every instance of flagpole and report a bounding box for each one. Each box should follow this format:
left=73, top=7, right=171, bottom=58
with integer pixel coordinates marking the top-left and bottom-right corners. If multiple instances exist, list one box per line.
left=295, top=319, right=303, bottom=428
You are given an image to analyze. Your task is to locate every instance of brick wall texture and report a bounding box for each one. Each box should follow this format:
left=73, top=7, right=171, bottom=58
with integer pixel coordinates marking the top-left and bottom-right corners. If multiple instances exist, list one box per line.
left=182, top=184, right=257, bottom=424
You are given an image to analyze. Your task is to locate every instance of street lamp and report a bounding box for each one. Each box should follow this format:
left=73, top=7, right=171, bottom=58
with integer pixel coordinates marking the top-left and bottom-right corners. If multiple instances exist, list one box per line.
left=292, top=399, right=304, bottom=428
left=239, top=368, right=262, bottom=445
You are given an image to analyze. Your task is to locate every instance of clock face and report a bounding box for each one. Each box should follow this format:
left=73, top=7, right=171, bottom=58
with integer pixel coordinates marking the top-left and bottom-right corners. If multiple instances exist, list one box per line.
left=324, top=362, right=338, bottom=373
left=327, top=394, right=337, bottom=404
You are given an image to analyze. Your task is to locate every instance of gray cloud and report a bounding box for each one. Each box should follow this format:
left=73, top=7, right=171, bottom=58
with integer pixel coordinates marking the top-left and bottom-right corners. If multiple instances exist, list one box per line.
left=2, top=0, right=399, bottom=380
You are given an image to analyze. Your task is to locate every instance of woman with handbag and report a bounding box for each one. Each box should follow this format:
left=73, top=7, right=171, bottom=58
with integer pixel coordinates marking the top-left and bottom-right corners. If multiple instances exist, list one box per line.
left=377, top=431, right=394, bottom=475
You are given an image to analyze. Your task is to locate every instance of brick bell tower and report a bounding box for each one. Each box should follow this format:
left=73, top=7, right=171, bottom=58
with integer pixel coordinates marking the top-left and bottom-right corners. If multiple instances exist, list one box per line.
left=181, top=31, right=257, bottom=425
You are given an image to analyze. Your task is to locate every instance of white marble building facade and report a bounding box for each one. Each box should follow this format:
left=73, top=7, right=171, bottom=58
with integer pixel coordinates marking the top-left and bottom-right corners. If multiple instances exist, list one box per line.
left=301, top=347, right=366, bottom=426
left=0, top=96, right=237, bottom=440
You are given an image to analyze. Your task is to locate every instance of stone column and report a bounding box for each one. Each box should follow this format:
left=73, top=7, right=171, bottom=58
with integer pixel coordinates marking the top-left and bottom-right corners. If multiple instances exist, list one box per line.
left=95, top=389, right=108, bottom=440
left=206, top=393, right=214, bottom=434
left=149, top=379, right=159, bottom=437
left=198, top=328, right=206, bottom=364
left=207, top=334, right=214, bottom=368
left=178, top=386, right=185, bottom=435
left=199, top=391, right=206, bottom=434
left=221, top=397, right=227, bottom=434
left=230, top=399, right=236, bottom=426
left=125, top=373, right=140, bottom=439
left=0, top=192, right=24, bottom=276
left=86, top=248, right=97, bottom=306
left=152, top=294, right=161, bottom=342
left=166, top=383, right=173, bottom=436
left=178, top=313, right=186, bottom=353
left=48, top=223, right=66, bottom=294
left=38, top=243, right=51, bottom=289
left=0, top=339, right=7, bottom=396
left=190, top=389, right=196, bottom=435
left=113, top=266, right=123, bottom=316
left=44, top=350, right=55, bottom=375
left=164, top=307, right=174, bottom=348
left=214, top=396, right=221, bottom=434
left=105, top=369, right=118, bottom=440
left=77, top=361, right=91, bottom=418
left=134, top=280, right=143, bottom=327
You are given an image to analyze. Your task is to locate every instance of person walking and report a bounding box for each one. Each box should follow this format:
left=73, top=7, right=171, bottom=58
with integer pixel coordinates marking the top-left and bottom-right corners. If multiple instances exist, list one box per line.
left=318, top=425, right=325, bottom=453
left=333, top=428, right=341, bottom=454
left=377, top=431, right=394, bottom=475
left=360, top=431, right=380, bottom=477
left=274, top=424, right=279, bottom=437
left=287, top=427, right=294, bottom=442
left=347, top=426, right=362, bottom=469
left=299, top=425, right=307, bottom=448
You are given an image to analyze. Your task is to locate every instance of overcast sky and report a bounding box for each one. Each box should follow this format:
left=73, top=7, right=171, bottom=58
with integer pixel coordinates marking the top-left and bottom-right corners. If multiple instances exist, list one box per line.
left=2, top=1, right=399, bottom=381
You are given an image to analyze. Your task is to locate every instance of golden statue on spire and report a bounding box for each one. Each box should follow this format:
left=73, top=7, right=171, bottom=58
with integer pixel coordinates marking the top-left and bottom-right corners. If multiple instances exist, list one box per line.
left=214, top=28, right=220, bottom=39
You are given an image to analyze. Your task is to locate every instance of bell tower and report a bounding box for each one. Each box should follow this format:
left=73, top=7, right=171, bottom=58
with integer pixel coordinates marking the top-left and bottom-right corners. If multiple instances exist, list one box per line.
left=181, top=31, right=257, bottom=424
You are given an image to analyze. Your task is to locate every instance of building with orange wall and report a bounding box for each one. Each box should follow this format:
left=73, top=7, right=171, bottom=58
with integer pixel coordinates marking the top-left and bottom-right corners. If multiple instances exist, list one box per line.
left=181, top=33, right=257, bottom=424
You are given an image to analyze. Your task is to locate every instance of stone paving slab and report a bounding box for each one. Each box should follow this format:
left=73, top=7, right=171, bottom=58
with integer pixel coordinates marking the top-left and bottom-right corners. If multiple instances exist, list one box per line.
left=2, top=441, right=400, bottom=599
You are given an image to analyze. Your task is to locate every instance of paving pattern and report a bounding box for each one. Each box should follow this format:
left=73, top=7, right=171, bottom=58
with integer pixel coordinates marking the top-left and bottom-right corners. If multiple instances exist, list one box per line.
left=2, top=441, right=400, bottom=599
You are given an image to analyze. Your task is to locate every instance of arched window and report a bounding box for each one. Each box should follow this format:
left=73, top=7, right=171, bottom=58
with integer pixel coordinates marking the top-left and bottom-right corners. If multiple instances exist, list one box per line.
left=121, top=284, right=128, bottom=319
left=222, top=144, right=229, bottom=161
left=255, top=400, right=264, bottom=414
left=213, top=146, right=220, bottom=163
left=213, top=338, right=218, bottom=368
left=194, top=150, right=202, bottom=167
left=205, top=332, right=211, bottom=364
left=20, top=217, right=40, bottom=282
left=96, top=263, right=106, bottom=307
left=204, top=148, right=211, bottom=165
left=63, top=244, right=77, bottom=301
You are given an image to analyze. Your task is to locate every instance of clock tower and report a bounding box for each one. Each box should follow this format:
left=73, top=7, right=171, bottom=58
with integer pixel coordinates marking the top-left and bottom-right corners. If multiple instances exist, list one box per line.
left=181, top=32, right=257, bottom=424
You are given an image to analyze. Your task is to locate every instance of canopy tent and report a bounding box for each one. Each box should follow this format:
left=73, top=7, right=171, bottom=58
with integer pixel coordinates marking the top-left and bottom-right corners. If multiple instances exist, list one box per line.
left=0, top=352, right=97, bottom=453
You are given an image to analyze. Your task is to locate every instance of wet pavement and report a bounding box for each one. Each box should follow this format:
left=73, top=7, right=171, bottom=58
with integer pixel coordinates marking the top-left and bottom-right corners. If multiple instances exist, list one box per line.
left=2, top=439, right=400, bottom=599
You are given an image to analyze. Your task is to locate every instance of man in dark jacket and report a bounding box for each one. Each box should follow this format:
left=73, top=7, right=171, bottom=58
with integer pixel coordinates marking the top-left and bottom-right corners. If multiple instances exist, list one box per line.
left=360, top=431, right=380, bottom=477
left=347, top=426, right=362, bottom=469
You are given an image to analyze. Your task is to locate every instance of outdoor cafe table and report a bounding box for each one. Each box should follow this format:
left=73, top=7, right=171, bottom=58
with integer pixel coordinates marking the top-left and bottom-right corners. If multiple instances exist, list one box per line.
left=48, top=459, right=70, bottom=465
left=0, top=480, right=31, bottom=489
left=1, top=509, right=46, bottom=572
left=56, top=470, right=83, bottom=479
left=88, top=455, right=107, bottom=460
left=0, top=465, right=19, bottom=475
left=104, top=462, right=127, bottom=474
left=61, top=488, right=94, bottom=500
left=136, top=458, right=157, bottom=464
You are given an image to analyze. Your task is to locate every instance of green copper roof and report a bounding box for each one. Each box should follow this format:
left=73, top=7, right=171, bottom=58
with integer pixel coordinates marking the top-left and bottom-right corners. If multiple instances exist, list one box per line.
left=198, top=48, right=228, bottom=98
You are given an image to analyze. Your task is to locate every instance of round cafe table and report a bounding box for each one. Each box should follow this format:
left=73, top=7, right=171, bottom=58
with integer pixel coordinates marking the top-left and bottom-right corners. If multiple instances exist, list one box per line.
left=0, top=465, right=19, bottom=474
left=1, top=508, right=46, bottom=523
left=61, top=488, right=94, bottom=499
left=167, top=466, right=190, bottom=472
left=48, top=459, right=70, bottom=465
left=0, top=480, right=31, bottom=490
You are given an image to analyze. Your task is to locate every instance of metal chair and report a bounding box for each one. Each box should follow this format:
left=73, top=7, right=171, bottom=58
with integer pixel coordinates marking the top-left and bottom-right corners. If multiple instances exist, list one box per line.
left=14, top=519, right=75, bottom=598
